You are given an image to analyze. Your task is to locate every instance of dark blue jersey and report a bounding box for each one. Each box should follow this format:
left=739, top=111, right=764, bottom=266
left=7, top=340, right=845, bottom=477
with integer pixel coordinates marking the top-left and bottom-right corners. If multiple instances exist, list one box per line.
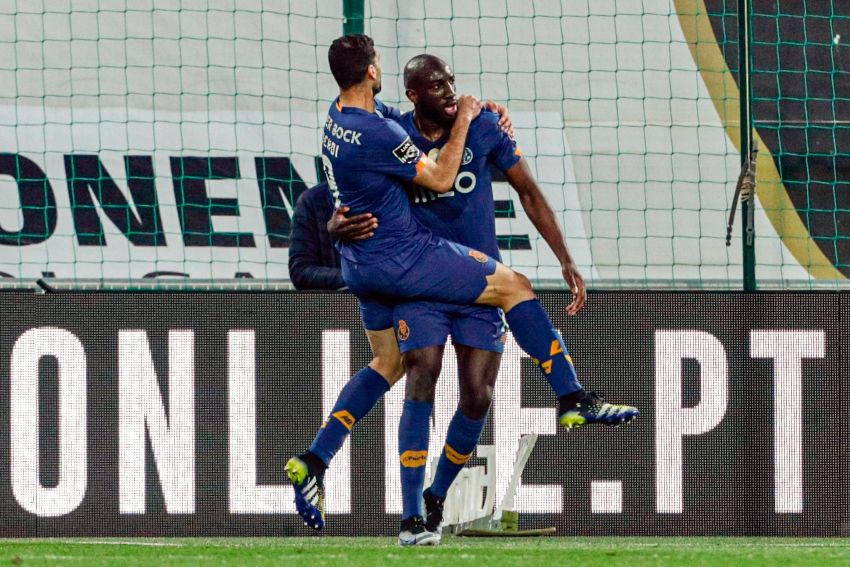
left=375, top=99, right=402, bottom=122
left=321, top=98, right=432, bottom=264
left=400, top=109, right=522, bottom=260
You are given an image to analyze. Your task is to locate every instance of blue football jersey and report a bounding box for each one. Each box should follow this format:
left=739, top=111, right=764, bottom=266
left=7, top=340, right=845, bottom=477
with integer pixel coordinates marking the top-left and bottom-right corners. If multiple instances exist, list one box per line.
left=375, top=99, right=402, bottom=122
left=399, top=109, right=522, bottom=260
left=321, top=98, right=432, bottom=264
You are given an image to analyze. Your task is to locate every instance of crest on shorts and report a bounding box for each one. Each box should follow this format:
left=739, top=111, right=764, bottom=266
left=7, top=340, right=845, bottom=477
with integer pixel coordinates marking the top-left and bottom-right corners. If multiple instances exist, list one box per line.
left=397, top=319, right=410, bottom=341
left=469, top=249, right=488, bottom=263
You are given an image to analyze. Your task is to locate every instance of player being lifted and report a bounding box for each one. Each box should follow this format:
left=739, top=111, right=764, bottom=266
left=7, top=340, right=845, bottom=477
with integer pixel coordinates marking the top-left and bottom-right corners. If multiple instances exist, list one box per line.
left=286, top=34, right=638, bottom=540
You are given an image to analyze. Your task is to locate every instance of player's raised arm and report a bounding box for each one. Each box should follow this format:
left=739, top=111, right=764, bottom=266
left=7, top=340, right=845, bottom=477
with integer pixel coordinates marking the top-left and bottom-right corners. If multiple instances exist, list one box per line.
left=412, top=95, right=481, bottom=193
left=504, top=158, right=587, bottom=315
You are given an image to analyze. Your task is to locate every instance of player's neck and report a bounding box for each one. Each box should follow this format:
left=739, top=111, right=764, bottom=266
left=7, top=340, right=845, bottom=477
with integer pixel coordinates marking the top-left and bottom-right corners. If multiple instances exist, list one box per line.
left=338, top=85, right=376, bottom=113
left=413, top=111, right=447, bottom=142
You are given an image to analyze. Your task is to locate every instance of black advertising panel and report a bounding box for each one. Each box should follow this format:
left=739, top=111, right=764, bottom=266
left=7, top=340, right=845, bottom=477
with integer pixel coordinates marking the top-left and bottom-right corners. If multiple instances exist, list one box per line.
left=0, top=291, right=844, bottom=536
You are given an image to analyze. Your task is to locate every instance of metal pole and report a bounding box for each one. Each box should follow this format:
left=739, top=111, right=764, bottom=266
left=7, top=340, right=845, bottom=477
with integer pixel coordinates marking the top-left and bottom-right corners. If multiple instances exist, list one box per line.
left=343, top=0, right=365, bottom=35
left=739, top=0, right=756, bottom=290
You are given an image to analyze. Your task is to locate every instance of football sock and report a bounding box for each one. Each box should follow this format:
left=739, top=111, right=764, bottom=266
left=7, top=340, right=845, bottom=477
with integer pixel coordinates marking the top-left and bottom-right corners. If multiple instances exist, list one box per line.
left=558, top=389, right=590, bottom=416
left=428, top=409, right=487, bottom=499
left=308, top=365, right=390, bottom=466
left=399, top=399, right=433, bottom=520
left=298, top=451, right=328, bottom=478
left=504, top=298, right=582, bottom=397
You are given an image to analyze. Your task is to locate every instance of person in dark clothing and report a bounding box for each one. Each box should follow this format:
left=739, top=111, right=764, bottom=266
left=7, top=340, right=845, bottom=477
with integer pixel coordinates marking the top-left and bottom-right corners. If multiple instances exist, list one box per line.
left=288, top=182, right=377, bottom=290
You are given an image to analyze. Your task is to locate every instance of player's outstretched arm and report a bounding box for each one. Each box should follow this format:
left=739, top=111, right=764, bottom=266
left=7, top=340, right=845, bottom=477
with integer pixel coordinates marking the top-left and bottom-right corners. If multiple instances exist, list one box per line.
left=413, top=94, right=481, bottom=193
left=505, top=158, right=587, bottom=315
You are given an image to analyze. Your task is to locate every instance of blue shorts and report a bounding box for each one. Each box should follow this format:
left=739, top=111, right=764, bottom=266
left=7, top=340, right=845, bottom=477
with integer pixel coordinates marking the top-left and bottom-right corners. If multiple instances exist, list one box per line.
left=344, top=236, right=498, bottom=331
left=393, top=301, right=506, bottom=354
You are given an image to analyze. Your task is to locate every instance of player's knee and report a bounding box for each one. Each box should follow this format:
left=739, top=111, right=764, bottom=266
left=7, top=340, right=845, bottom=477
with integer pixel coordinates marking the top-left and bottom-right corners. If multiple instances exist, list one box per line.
left=370, top=354, right=404, bottom=385
left=498, top=270, right=535, bottom=305
left=403, top=358, right=440, bottom=403
left=460, top=389, right=493, bottom=420
left=405, top=375, right=437, bottom=404
left=511, top=271, right=533, bottom=294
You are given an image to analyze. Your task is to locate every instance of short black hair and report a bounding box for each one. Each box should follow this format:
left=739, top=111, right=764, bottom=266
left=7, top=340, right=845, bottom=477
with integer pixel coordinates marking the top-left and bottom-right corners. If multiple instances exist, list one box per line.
left=328, top=34, right=376, bottom=90
left=403, top=54, right=446, bottom=89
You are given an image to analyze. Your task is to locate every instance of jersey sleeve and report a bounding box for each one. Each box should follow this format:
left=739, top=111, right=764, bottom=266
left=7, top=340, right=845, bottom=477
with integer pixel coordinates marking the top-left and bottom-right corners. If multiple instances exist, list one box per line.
left=375, top=99, right=403, bottom=122
left=365, top=119, right=429, bottom=181
left=482, top=111, right=523, bottom=172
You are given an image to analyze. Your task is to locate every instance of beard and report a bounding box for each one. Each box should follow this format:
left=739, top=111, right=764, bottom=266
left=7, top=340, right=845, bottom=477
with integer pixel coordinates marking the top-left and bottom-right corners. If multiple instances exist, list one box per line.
left=421, top=103, right=454, bottom=129
left=372, top=80, right=382, bottom=96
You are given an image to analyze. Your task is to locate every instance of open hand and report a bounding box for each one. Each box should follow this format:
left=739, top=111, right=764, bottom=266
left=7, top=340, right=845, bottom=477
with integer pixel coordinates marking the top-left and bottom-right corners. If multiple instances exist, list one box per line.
left=562, top=263, right=586, bottom=315
left=327, top=206, right=378, bottom=241
left=483, top=100, right=515, bottom=138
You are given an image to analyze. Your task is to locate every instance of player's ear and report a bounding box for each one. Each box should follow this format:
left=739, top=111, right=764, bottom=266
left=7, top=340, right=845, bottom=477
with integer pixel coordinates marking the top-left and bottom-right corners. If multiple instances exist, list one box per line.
left=405, top=89, right=418, bottom=104
left=367, top=64, right=378, bottom=81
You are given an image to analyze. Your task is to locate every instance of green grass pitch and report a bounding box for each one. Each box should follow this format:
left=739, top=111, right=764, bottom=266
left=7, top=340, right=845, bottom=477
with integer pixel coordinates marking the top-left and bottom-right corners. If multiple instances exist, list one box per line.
left=2, top=537, right=850, bottom=566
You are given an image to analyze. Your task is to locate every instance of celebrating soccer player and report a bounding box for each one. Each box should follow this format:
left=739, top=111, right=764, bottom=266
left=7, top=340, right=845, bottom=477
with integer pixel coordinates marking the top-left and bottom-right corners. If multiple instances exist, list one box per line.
left=388, top=53, right=605, bottom=544
left=286, top=34, right=639, bottom=543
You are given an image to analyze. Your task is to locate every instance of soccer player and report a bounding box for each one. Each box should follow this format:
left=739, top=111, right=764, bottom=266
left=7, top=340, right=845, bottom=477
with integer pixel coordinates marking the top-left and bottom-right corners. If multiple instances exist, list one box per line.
left=390, top=53, right=608, bottom=543
left=286, top=34, right=638, bottom=541
left=337, top=54, right=638, bottom=544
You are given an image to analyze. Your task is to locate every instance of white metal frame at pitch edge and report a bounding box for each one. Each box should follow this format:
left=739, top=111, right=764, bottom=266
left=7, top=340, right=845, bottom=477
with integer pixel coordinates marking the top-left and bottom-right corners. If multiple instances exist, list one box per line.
left=432, top=434, right=556, bottom=537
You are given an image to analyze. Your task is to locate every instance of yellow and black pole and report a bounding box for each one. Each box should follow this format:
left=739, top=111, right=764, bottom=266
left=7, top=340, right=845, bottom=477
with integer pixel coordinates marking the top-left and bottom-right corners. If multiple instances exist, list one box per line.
left=739, top=0, right=756, bottom=290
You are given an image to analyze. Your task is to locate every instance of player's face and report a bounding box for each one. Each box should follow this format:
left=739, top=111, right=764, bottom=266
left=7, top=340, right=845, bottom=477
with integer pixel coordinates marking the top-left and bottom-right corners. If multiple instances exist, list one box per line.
left=412, top=63, right=457, bottom=128
left=371, top=51, right=383, bottom=95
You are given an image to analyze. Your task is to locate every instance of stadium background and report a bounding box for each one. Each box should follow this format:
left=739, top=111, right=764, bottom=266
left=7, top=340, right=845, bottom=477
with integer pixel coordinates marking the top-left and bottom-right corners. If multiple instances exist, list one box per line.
left=0, top=0, right=848, bottom=538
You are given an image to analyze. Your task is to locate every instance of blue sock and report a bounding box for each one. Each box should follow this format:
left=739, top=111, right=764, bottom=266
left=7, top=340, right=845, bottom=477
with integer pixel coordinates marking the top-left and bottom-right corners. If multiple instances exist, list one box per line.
left=428, top=409, right=487, bottom=499
left=505, top=299, right=582, bottom=396
left=399, top=399, right=432, bottom=520
left=308, top=366, right=389, bottom=465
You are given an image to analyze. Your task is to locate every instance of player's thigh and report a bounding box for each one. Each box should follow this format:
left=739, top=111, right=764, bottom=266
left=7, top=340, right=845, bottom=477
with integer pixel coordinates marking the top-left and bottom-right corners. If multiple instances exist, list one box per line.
left=403, top=344, right=446, bottom=403
left=455, top=343, right=502, bottom=419
left=394, top=301, right=453, bottom=400
left=394, top=239, right=497, bottom=304
left=408, top=240, right=535, bottom=311
left=365, top=327, right=403, bottom=385
left=358, top=295, right=394, bottom=333
left=393, top=301, right=453, bottom=355
left=455, top=344, right=501, bottom=394
left=450, top=305, right=506, bottom=355
left=359, top=296, right=403, bottom=384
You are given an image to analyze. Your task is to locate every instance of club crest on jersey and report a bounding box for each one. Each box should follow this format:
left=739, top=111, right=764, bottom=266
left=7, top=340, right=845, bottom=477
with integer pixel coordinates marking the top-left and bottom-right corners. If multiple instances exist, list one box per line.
left=469, top=249, right=488, bottom=263
left=397, top=319, right=410, bottom=341
left=393, top=137, right=420, bottom=164
left=462, top=147, right=474, bottom=165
